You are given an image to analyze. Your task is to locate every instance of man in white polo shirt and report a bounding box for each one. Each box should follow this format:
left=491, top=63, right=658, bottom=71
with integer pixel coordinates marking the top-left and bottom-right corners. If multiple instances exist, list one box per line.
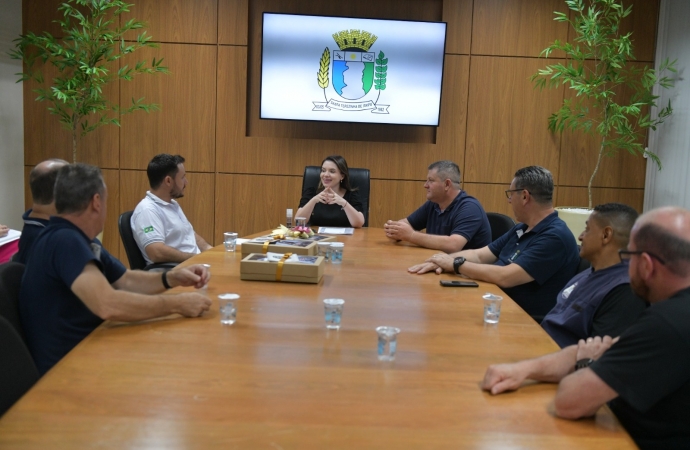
left=132, top=154, right=212, bottom=264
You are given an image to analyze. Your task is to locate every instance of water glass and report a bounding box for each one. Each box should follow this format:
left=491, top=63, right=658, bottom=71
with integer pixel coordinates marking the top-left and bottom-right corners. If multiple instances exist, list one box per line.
left=330, top=242, right=344, bottom=264
left=483, top=293, right=503, bottom=324
left=224, top=232, right=238, bottom=252
left=323, top=298, right=345, bottom=330
left=376, top=326, right=400, bottom=361
left=218, top=293, right=239, bottom=325
left=295, top=216, right=308, bottom=228
left=201, top=264, right=210, bottom=290
left=317, top=242, right=332, bottom=262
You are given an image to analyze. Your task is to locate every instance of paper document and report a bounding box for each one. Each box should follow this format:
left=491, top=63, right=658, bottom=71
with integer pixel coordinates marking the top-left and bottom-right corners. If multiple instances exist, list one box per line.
left=317, top=227, right=354, bottom=235
left=0, top=229, right=21, bottom=246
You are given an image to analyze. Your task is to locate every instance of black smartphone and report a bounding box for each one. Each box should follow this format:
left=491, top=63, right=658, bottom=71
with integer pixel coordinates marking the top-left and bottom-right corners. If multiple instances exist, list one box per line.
left=439, top=280, right=479, bottom=287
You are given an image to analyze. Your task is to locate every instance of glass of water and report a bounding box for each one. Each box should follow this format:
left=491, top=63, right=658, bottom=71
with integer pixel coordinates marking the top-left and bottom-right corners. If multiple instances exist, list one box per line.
left=218, top=293, right=239, bottom=325
left=323, top=298, right=345, bottom=330
left=224, top=232, right=238, bottom=252
left=376, top=326, right=400, bottom=361
left=483, top=293, right=503, bottom=324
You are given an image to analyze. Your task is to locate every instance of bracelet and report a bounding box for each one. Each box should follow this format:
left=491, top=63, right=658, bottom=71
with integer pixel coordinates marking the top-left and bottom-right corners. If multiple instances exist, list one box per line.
left=161, top=271, right=172, bottom=289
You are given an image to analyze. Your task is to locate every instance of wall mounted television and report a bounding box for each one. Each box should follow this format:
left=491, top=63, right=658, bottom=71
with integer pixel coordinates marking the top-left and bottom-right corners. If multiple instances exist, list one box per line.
left=260, top=13, right=447, bottom=127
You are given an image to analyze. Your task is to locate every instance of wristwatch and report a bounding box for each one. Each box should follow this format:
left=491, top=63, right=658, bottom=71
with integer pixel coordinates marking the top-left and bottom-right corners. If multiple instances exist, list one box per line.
left=575, top=358, right=594, bottom=371
left=453, top=256, right=466, bottom=274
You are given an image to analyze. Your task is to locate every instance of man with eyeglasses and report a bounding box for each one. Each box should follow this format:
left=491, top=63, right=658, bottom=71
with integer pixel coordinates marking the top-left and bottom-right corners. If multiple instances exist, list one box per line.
left=541, top=203, right=647, bottom=347
left=409, top=166, right=580, bottom=321
left=384, top=160, right=491, bottom=253
left=480, top=206, right=690, bottom=448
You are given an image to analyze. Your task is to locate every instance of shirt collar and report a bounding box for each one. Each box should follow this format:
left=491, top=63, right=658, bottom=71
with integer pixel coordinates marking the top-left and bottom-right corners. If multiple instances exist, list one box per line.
left=146, top=191, right=177, bottom=206
left=517, top=211, right=559, bottom=237
left=433, top=190, right=464, bottom=214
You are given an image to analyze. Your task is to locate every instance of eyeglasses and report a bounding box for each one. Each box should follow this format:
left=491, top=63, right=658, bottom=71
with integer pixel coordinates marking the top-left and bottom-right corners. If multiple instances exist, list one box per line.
left=504, top=188, right=531, bottom=199
left=618, top=249, right=666, bottom=265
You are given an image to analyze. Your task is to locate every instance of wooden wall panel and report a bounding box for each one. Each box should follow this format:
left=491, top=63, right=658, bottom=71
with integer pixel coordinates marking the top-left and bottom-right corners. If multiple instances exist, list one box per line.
left=118, top=170, right=215, bottom=267
left=463, top=183, right=515, bottom=218
left=216, top=45, right=248, bottom=173
left=443, top=0, right=473, bottom=55
left=119, top=44, right=217, bottom=172
left=465, top=56, right=564, bottom=184
left=23, top=61, right=119, bottom=167
left=102, top=169, right=121, bottom=262
left=218, top=0, right=248, bottom=45
left=122, top=0, right=217, bottom=44
left=370, top=180, right=429, bottom=229
left=215, top=174, right=303, bottom=239
left=23, top=0, right=64, bottom=37
left=556, top=187, right=644, bottom=213
left=471, top=0, right=569, bottom=57
left=436, top=55, right=470, bottom=155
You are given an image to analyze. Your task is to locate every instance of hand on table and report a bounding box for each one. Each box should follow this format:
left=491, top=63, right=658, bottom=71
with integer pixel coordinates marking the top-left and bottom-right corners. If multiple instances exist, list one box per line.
left=171, top=292, right=212, bottom=317
left=481, top=362, right=529, bottom=395
left=576, top=335, right=619, bottom=362
left=384, top=220, right=414, bottom=241
left=408, top=261, right=441, bottom=274
left=167, top=264, right=211, bottom=289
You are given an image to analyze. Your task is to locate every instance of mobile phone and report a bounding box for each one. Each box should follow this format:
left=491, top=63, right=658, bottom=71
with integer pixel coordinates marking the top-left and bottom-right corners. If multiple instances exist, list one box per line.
left=439, top=280, right=479, bottom=287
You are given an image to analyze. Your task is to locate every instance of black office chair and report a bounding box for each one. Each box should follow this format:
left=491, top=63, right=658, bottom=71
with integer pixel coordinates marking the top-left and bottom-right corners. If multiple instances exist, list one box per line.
left=0, top=262, right=40, bottom=416
left=486, top=212, right=516, bottom=242
left=302, top=165, right=371, bottom=227
left=118, top=211, right=177, bottom=271
left=0, top=262, right=27, bottom=342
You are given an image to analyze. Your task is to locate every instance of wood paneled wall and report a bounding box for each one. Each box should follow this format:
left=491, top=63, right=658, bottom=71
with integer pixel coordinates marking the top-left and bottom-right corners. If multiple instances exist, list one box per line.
left=22, top=0, right=658, bottom=266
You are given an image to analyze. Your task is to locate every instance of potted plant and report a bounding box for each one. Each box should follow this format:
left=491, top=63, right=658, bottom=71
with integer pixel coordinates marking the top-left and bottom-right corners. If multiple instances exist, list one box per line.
left=531, top=0, right=676, bottom=237
left=10, top=0, right=169, bottom=163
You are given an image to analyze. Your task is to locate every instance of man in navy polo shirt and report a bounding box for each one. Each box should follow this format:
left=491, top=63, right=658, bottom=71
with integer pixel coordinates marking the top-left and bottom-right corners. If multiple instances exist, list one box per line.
left=410, top=166, right=579, bottom=320
left=19, top=163, right=212, bottom=375
left=384, top=160, right=491, bottom=253
left=541, top=203, right=647, bottom=347
left=14, top=158, right=68, bottom=264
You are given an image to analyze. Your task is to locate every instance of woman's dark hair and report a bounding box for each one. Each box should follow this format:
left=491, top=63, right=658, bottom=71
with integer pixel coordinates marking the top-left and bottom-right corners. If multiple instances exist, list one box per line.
left=318, top=155, right=357, bottom=192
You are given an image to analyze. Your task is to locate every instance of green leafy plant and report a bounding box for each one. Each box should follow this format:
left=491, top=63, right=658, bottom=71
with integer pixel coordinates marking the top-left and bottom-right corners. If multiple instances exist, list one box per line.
left=531, top=0, right=676, bottom=208
left=10, top=0, right=169, bottom=163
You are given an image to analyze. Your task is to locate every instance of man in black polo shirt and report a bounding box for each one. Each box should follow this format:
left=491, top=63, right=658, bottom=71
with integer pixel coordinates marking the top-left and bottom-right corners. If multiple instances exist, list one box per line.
left=480, top=206, right=690, bottom=449
left=410, top=166, right=580, bottom=320
left=19, top=164, right=212, bottom=375
left=384, top=160, right=491, bottom=253
left=14, top=158, right=68, bottom=264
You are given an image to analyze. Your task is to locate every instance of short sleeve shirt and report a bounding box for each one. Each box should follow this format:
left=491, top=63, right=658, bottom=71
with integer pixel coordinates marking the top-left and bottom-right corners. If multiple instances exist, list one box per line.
left=18, top=217, right=126, bottom=375
left=131, top=191, right=200, bottom=264
left=487, top=211, right=580, bottom=319
left=406, top=191, right=492, bottom=250
left=590, top=287, right=690, bottom=448
left=298, top=188, right=364, bottom=227
left=14, top=209, right=50, bottom=265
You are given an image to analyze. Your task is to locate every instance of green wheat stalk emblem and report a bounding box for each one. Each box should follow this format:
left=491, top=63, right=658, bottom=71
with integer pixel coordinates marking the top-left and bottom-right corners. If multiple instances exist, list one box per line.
left=374, top=50, right=387, bottom=105
left=317, top=47, right=330, bottom=102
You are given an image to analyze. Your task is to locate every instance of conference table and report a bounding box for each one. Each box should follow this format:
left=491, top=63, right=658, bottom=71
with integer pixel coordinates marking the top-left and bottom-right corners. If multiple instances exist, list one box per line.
left=0, top=228, right=636, bottom=448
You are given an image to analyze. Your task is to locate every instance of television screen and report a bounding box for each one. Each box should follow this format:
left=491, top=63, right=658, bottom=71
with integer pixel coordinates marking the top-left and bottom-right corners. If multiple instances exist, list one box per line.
left=261, top=13, right=447, bottom=127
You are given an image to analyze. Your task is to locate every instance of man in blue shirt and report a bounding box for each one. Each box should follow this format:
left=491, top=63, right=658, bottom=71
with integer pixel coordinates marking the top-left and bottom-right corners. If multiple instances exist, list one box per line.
left=384, top=161, right=491, bottom=253
left=410, top=166, right=580, bottom=320
left=19, top=163, right=212, bottom=375
left=14, top=158, right=67, bottom=264
left=541, top=203, right=647, bottom=347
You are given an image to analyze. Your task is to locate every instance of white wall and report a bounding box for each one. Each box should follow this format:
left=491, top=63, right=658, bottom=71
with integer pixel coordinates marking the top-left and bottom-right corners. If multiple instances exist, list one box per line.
left=644, top=0, right=690, bottom=210
left=0, top=0, right=25, bottom=230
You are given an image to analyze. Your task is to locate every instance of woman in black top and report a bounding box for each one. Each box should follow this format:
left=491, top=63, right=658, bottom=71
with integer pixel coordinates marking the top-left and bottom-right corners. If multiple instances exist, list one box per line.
left=296, top=155, right=365, bottom=228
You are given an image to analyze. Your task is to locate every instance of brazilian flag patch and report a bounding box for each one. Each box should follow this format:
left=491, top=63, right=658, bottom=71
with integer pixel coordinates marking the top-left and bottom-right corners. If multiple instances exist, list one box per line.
left=143, top=226, right=154, bottom=233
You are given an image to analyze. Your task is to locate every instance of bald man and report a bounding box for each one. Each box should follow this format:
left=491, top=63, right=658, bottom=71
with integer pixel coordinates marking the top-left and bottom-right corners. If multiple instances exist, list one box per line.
left=15, top=159, right=68, bottom=264
left=480, top=206, right=690, bottom=448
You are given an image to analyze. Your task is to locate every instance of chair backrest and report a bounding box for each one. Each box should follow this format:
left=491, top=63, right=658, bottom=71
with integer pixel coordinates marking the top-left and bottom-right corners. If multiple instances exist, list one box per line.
left=0, top=262, right=26, bottom=342
left=302, top=165, right=371, bottom=227
left=0, top=315, right=39, bottom=416
left=118, top=211, right=148, bottom=270
left=486, top=212, right=516, bottom=242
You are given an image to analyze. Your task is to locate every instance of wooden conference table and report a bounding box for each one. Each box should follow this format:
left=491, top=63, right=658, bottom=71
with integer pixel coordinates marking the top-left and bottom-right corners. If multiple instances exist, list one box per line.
left=0, top=228, right=635, bottom=449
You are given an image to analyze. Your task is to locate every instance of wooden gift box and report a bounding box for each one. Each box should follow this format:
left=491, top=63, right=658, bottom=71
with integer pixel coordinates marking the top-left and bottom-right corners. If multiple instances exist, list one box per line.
left=240, top=253, right=325, bottom=284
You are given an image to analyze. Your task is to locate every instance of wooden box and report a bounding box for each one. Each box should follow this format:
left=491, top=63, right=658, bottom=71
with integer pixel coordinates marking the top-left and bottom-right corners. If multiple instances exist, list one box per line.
left=241, top=235, right=336, bottom=257
left=240, top=253, right=324, bottom=284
